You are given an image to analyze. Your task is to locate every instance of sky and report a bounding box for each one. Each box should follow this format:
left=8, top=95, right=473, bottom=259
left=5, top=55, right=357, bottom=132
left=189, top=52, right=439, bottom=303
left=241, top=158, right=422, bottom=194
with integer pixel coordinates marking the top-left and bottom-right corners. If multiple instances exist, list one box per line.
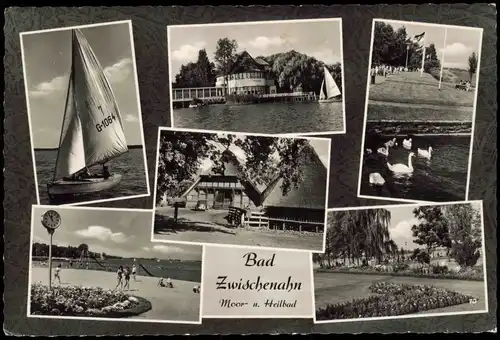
left=31, top=207, right=202, bottom=261
left=194, top=133, right=330, bottom=172
left=168, top=19, right=343, bottom=82
left=380, top=20, right=482, bottom=69
left=387, top=201, right=482, bottom=251
left=22, top=22, right=145, bottom=148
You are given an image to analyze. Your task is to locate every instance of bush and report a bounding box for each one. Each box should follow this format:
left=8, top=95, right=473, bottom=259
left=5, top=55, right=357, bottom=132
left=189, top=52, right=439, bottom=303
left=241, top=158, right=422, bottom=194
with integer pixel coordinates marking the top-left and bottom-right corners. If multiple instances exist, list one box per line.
left=30, top=283, right=151, bottom=318
left=451, top=241, right=481, bottom=267
left=392, top=263, right=409, bottom=273
left=316, top=282, right=474, bottom=320
left=431, top=264, right=449, bottom=275
left=226, top=93, right=259, bottom=104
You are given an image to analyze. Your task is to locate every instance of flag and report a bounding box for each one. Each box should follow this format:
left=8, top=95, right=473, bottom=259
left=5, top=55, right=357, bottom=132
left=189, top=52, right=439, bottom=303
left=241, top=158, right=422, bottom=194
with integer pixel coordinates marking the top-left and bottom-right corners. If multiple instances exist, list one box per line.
left=412, top=32, right=425, bottom=44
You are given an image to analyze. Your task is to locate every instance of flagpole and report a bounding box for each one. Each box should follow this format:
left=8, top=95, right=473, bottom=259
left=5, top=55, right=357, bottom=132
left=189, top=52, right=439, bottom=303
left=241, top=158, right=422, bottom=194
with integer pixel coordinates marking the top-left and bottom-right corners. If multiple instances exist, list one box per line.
left=420, top=34, right=426, bottom=77
left=438, top=27, right=448, bottom=90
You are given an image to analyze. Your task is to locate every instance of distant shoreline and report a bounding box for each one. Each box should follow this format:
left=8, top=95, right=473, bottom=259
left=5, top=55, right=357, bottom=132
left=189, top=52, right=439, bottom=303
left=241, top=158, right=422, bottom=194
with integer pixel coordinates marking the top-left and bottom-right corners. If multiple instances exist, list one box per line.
left=34, top=145, right=144, bottom=151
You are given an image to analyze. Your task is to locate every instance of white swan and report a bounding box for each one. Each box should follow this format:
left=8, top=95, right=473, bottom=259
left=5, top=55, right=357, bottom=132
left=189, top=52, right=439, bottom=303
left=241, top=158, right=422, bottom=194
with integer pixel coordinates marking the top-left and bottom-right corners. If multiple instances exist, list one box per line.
left=369, top=172, right=385, bottom=186
left=377, top=147, right=389, bottom=157
left=387, top=152, right=415, bottom=174
left=417, top=146, right=433, bottom=159
left=384, top=138, right=397, bottom=148
left=365, top=148, right=373, bottom=155
left=402, top=138, right=412, bottom=150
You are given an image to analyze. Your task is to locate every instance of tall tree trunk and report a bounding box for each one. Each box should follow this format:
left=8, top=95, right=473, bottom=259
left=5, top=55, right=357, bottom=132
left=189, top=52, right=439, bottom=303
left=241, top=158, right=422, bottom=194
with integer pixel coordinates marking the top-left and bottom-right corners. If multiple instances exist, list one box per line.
left=174, top=206, right=179, bottom=223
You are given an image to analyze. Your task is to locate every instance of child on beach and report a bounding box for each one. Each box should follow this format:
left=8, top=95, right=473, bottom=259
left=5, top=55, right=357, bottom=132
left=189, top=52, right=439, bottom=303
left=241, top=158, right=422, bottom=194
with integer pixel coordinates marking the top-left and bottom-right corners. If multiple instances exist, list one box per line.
left=54, top=264, right=61, bottom=284
left=115, top=266, right=124, bottom=290
left=124, top=267, right=131, bottom=291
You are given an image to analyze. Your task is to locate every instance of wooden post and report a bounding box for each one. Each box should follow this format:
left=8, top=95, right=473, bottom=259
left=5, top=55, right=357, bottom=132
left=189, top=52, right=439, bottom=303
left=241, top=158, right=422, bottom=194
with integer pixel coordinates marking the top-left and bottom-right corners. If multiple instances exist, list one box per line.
left=299, top=224, right=302, bottom=232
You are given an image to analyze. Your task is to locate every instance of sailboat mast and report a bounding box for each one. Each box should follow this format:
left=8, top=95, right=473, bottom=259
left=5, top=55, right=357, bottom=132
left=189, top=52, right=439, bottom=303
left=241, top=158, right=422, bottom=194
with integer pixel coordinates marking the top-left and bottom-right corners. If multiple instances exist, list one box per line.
left=52, top=30, right=76, bottom=182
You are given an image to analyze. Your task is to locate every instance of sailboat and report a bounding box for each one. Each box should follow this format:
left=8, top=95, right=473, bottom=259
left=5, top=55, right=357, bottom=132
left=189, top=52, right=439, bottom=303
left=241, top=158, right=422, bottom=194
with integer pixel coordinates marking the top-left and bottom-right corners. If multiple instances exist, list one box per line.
left=47, top=29, right=128, bottom=200
left=318, top=66, right=342, bottom=103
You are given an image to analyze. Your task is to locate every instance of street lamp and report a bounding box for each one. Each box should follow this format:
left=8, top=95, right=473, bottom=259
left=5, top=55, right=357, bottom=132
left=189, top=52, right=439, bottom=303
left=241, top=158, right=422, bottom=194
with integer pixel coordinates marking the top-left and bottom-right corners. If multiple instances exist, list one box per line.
left=405, top=42, right=412, bottom=70
left=40, top=210, right=61, bottom=290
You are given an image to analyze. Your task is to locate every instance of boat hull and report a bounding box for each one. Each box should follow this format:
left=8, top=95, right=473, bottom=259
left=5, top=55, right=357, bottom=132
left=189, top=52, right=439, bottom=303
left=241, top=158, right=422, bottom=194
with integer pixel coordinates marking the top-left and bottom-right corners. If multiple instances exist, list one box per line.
left=318, top=97, right=342, bottom=103
left=47, top=174, right=122, bottom=198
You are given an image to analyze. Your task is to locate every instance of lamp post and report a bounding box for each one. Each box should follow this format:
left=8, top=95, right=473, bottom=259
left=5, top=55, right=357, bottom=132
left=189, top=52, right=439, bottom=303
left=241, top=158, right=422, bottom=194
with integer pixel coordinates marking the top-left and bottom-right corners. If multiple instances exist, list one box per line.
left=405, top=42, right=412, bottom=70
left=41, top=210, right=61, bottom=290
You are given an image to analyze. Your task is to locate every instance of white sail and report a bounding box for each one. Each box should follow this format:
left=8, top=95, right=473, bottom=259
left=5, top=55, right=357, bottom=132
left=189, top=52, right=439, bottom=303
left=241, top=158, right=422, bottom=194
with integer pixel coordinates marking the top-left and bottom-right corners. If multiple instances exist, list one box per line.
left=53, top=72, right=86, bottom=180
left=323, top=66, right=341, bottom=98
left=52, top=29, right=129, bottom=181
left=319, top=79, right=326, bottom=100
left=72, top=29, right=128, bottom=168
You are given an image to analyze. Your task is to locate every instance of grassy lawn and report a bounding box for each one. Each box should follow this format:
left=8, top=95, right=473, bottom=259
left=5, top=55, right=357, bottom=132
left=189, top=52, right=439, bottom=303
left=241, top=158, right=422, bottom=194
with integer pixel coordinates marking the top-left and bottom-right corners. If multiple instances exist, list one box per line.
left=369, top=72, right=475, bottom=107
left=314, top=272, right=486, bottom=314
left=367, top=102, right=475, bottom=122
left=153, top=208, right=324, bottom=251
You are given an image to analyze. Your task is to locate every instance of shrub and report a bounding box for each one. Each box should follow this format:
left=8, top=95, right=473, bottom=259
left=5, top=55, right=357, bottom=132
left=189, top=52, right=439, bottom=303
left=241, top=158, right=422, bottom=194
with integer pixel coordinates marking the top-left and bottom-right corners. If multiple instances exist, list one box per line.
left=30, top=283, right=151, bottom=318
left=410, top=248, right=430, bottom=265
left=431, top=264, right=449, bottom=275
left=226, top=93, right=259, bottom=104
left=451, top=240, right=481, bottom=267
left=316, top=282, right=474, bottom=320
left=392, top=263, right=409, bottom=273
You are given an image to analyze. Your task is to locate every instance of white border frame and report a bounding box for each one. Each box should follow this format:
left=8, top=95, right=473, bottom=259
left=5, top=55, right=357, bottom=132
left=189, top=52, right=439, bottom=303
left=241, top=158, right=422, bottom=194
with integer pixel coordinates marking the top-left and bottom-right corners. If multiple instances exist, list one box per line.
left=150, top=126, right=331, bottom=253
left=20, top=20, right=151, bottom=207
left=312, top=199, right=489, bottom=324
left=356, top=19, right=484, bottom=204
left=201, top=246, right=315, bottom=319
left=27, top=204, right=204, bottom=325
left=167, top=18, right=347, bottom=136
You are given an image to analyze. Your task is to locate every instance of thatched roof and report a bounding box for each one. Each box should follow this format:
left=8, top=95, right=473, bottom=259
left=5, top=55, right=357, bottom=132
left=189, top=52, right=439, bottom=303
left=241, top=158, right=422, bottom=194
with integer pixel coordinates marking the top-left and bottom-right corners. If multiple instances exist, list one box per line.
left=260, top=144, right=328, bottom=210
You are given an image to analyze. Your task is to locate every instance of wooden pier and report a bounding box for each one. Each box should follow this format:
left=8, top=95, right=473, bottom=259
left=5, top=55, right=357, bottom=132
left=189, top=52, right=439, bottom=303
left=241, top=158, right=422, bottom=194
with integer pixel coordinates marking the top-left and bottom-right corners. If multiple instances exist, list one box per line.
left=172, top=87, right=318, bottom=108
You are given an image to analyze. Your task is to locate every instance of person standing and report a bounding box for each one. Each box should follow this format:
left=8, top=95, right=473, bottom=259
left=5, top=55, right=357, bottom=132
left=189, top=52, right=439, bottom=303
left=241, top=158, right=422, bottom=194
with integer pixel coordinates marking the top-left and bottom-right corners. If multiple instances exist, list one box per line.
left=132, top=264, right=137, bottom=281
left=115, top=266, right=124, bottom=290
left=54, top=264, right=62, bottom=284
left=123, top=267, right=131, bottom=291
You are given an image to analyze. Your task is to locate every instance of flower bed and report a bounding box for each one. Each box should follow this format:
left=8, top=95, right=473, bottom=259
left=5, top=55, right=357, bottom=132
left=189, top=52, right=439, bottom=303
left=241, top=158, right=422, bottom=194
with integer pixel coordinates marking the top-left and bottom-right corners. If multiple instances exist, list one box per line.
left=30, top=283, right=152, bottom=318
left=316, top=282, right=474, bottom=320
left=316, top=264, right=483, bottom=281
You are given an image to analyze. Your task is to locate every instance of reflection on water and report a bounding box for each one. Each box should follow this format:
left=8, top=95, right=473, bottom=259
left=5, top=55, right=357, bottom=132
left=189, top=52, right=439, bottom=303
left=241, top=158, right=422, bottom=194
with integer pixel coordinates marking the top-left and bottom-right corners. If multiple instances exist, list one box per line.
left=361, top=134, right=471, bottom=202
left=173, top=101, right=344, bottom=134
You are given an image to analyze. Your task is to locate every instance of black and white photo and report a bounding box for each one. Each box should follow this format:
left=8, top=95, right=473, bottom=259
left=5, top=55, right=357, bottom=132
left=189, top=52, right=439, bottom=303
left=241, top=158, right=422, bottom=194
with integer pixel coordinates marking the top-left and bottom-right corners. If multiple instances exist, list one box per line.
left=168, top=19, right=345, bottom=135
left=358, top=20, right=483, bottom=203
left=313, top=201, right=488, bottom=323
left=21, top=21, right=150, bottom=206
left=28, top=206, right=203, bottom=324
left=152, top=128, right=331, bottom=252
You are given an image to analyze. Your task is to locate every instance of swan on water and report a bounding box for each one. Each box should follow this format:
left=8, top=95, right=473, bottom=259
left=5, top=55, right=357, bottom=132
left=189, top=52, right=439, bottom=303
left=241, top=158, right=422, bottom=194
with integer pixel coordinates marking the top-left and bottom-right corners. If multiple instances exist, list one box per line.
left=402, top=138, right=412, bottom=150
left=417, top=146, right=433, bottom=159
left=365, top=149, right=373, bottom=155
left=387, top=152, right=415, bottom=174
left=384, top=138, right=397, bottom=148
left=377, top=147, right=389, bottom=157
left=369, top=173, right=385, bottom=186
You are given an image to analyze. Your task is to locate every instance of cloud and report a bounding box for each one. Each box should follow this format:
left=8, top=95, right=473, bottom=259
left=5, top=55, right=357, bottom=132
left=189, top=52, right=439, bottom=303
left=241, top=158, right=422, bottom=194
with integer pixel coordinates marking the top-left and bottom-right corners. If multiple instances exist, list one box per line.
left=171, top=42, right=206, bottom=62
left=243, top=36, right=291, bottom=50
left=443, top=61, right=468, bottom=69
left=124, top=114, right=139, bottom=122
left=440, top=42, right=472, bottom=58
left=30, top=75, right=67, bottom=97
left=104, top=58, right=133, bottom=83
left=29, top=58, right=133, bottom=98
left=310, top=50, right=341, bottom=64
left=389, top=218, right=419, bottom=248
left=75, top=226, right=128, bottom=243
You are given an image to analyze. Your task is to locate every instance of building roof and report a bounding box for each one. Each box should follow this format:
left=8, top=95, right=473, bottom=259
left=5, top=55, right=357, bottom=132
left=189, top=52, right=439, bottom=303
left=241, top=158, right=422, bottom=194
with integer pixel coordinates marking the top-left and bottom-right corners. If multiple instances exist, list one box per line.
left=260, top=143, right=328, bottom=210
left=228, top=51, right=269, bottom=74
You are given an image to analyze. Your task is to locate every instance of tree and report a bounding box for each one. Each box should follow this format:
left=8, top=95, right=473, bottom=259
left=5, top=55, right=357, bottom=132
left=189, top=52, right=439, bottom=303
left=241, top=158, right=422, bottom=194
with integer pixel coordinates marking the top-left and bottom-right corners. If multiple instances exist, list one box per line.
left=155, top=131, right=309, bottom=221
left=196, top=49, right=216, bottom=87
left=214, top=38, right=238, bottom=95
left=410, top=248, right=430, bottom=265
left=444, top=203, right=482, bottom=267
left=411, top=206, right=451, bottom=257
left=468, top=52, right=478, bottom=82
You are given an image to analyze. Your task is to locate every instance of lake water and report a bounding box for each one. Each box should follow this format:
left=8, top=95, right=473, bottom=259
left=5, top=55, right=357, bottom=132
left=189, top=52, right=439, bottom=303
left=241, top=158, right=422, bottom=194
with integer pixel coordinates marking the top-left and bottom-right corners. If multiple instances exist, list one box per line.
left=172, top=101, right=344, bottom=134
left=360, top=134, right=471, bottom=202
left=35, top=148, right=149, bottom=205
left=35, top=258, right=202, bottom=282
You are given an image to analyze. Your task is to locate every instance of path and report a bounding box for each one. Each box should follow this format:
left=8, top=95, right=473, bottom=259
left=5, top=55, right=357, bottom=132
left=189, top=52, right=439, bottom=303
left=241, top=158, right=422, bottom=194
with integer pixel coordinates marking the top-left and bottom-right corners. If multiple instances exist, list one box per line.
left=30, top=267, right=201, bottom=322
left=314, top=272, right=486, bottom=315
left=154, top=208, right=324, bottom=251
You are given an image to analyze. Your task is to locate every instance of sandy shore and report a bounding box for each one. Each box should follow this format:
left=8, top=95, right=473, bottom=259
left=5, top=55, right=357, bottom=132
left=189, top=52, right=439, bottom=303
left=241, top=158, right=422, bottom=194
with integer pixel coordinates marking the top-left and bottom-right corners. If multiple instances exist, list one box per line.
left=30, top=267, right=201, bottom=323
